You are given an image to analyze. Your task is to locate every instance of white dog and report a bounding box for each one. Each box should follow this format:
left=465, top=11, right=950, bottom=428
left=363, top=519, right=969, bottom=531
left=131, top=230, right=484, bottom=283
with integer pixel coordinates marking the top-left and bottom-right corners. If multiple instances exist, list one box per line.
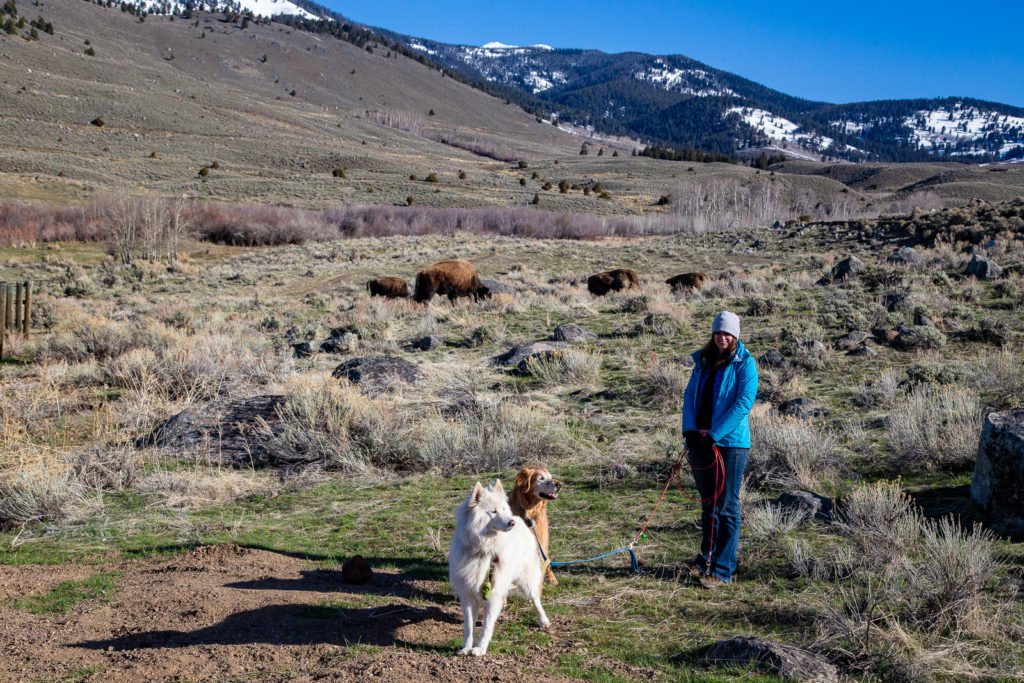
left=449, top=479, right=551, bottom=656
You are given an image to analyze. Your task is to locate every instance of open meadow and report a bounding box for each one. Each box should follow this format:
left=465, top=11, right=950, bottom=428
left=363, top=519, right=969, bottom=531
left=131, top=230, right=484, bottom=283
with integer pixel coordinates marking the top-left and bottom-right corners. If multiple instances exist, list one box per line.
left=0, top=198, right=1023, bottom=681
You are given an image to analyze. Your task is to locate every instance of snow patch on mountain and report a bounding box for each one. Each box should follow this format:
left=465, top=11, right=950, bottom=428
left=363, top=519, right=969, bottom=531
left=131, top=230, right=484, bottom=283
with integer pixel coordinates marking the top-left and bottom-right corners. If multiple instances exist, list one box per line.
left=903, top=105, right=1024, bottom=155
left=634, top=60, right=736, bottom=97
left=728, top=107, right=834, bottom=151
left=162, top=0, right=318, bottom=19
left=523, top=70, right=566, bottom=94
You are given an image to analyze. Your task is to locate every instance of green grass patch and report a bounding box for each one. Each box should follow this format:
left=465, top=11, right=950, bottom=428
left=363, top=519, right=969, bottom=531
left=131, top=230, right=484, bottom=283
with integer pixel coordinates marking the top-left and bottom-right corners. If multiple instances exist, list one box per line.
left=15, top=572, right=120, bottom=614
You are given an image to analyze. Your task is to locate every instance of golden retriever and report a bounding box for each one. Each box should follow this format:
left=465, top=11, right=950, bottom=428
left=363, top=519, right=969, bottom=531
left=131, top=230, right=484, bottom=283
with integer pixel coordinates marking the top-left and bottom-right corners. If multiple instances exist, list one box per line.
left=508, top=467, right=562, bottom=588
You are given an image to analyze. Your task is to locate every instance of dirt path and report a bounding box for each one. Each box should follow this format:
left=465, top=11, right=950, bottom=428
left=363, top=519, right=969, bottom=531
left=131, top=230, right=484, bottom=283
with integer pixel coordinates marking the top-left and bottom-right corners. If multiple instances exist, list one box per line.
left=0, top=544, right=600, bottom=682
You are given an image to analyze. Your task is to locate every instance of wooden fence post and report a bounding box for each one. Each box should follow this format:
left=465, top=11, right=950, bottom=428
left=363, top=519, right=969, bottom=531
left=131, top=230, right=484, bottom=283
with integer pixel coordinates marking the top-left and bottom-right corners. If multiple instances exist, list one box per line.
left=15, top=281, right=23, bottom=331
left=4, top=283, right=12, bottom=332
left=23, top=281, right=31, bottom=336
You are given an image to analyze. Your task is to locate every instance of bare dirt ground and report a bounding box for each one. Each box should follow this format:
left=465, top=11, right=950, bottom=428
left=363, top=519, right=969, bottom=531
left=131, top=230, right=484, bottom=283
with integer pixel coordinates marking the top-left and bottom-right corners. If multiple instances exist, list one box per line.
left=0, top=544, right=619, bottom=681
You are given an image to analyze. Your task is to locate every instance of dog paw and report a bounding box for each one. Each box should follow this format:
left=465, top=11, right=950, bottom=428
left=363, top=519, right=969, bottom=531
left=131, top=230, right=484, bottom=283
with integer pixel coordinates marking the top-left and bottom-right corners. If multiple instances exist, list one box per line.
left=457, top=647, right=472, bottom=656
left=547, top=575, right=559, bottom=585
left=469, top=647, right=487, bottom=656
left=539, top=617, right=551, bottom=629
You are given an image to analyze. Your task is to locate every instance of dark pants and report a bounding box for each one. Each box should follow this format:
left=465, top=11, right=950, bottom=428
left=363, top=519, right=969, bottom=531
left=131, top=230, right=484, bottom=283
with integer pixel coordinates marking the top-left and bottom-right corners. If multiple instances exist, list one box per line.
left=687, top=443, right=748, bottom=583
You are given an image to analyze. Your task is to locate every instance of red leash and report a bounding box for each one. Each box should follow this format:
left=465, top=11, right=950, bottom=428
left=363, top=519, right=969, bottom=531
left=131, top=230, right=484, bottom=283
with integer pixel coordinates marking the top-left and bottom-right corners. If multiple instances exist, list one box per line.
left=631, top=444, right=725, bottom=565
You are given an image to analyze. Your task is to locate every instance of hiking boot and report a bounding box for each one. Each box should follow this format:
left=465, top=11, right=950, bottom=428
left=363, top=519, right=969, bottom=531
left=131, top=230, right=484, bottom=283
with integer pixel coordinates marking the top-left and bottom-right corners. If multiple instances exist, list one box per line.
left=699, top=574, right=726, bottom=589
left=686, top=557, right=706, bottom=579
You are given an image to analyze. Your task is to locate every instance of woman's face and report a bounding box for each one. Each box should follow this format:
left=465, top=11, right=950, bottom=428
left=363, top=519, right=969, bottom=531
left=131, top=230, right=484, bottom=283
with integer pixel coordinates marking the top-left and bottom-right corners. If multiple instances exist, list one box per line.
left=713, top=331, right=734, bottom=350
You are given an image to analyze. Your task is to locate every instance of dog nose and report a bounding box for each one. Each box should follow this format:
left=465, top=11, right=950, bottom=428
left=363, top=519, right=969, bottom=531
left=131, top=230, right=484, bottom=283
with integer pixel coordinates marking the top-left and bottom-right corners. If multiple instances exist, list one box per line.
left=508, top=519, right=515, bottom=527
left=554, top=480, right=562, bottom=490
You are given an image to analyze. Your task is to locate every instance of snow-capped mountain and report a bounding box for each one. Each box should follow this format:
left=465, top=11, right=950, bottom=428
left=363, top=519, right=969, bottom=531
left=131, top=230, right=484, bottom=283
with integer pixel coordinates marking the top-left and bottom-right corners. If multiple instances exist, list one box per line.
left=376, top=31, right=1024, bottom=162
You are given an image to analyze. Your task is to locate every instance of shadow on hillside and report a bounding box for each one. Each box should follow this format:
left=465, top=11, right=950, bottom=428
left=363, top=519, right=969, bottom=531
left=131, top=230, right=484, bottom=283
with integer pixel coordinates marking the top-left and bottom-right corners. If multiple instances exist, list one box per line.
left=74, top=602, right=459, bottom=653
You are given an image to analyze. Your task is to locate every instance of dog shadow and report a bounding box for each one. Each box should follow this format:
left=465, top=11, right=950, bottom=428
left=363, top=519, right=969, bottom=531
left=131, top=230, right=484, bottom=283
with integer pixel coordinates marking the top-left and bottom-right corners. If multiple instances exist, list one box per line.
left=74, top=602, right=460, bottom=652
left=224, top=562, right=451, bottom=605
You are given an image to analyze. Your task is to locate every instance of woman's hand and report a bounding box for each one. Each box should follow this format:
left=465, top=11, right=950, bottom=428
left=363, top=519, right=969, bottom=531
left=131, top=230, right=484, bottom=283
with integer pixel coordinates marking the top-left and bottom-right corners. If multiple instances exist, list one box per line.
left=697, top=429, right=709, bottom=438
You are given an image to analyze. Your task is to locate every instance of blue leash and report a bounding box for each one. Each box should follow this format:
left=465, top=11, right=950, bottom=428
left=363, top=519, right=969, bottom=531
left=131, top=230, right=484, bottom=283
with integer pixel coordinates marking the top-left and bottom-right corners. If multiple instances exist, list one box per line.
left=526, top=519, right=640, bottom=574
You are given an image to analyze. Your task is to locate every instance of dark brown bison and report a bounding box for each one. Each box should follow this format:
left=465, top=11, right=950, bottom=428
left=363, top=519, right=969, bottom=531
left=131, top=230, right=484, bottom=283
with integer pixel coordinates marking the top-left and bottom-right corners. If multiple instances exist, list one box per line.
left=367, top=276, right=410, bottom=299
left=587, top=268, right=639, bottom=296
left=413, top=259, right=490, bottom=303
left=666, top=272, right=708, bottom=292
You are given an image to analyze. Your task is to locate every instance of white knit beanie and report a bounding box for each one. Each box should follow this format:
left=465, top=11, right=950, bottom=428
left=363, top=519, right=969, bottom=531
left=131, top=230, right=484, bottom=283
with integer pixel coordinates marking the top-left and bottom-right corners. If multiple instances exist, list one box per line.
left=712, top=311, right=740, bottom=339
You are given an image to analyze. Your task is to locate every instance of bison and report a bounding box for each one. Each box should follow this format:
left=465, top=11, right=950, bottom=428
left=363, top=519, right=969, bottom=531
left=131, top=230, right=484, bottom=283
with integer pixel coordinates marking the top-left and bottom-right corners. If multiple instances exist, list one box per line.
left=666, top=272, right=708, bottom=292
left=367, top=276, right=410, bottom=299
left=587, top=268, right=639, bottom=296
left=413, top=259, right=490, bottom=303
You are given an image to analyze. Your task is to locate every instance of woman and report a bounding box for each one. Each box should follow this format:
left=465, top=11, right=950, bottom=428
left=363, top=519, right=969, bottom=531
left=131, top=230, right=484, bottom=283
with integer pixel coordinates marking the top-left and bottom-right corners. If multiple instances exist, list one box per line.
left=681, top=311, right=758, bottom=588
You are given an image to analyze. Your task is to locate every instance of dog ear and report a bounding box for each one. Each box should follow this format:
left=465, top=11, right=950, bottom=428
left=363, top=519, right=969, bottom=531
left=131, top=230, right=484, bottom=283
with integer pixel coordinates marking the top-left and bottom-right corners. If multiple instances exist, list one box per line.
left=515, top=468, right=533, bottom=494
left=469, top=482, right=485, bottom=505
left=491, top=479, right=505, bottom=496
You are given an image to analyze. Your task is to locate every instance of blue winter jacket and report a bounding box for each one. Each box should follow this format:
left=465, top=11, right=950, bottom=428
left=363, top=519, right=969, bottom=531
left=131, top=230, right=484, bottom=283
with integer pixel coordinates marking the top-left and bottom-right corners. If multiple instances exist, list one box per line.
left=681, top=340, right=758, bottom=448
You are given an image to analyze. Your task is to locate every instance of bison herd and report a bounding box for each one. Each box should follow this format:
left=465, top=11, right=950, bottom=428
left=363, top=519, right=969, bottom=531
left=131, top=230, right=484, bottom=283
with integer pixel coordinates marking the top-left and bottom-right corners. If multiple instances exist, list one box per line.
left=367, top=260, right=708, bottom=302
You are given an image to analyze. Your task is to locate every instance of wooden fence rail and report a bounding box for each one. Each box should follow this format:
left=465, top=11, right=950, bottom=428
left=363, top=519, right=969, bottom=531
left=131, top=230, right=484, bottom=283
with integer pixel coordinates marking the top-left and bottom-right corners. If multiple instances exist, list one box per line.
left=0, top=280, right=32, bottom=359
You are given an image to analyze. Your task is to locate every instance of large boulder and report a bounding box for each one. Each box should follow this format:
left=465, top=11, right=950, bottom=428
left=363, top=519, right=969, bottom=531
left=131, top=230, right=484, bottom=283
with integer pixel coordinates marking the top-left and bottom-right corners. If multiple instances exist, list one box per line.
left=139, top=395, right=286, bottom=467
left=552, top=323, right=597, bottom=342
left=971, top=410, right=1024, bottom=530
left=775, top=490, right=835, bottom=523
left=887, top=246, right=924, bottom=266
left=332, top=355, right=425, bottom=393
left=818, top=255, right=864, bottom=284
left=498, top=341, right=571, bottom=368
left=703, top=635, right=837, bottom=682
left=479, top=278, right=516, bottom=296
left=964, top=254, right=1003, bottom=280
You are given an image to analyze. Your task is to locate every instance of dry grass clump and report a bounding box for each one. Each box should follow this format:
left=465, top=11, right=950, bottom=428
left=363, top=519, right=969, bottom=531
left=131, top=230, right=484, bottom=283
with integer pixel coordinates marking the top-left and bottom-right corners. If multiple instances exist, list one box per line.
left=965, top=347, right=1024, bottom=408
left=639, top=361, right=690, bottom=409
left=836, top=480, right=921, bottom=568
left=264, top=378, right=414, bottom=475
left=887, top=385, right=981, bottom=472
left=853, top=367, right=901, bottom=408
left=40, top=312, right=136, bottom=363
left=418, top=402, right=575, bottom=473
left=914, top=516, right=1000, bottom=631
left=524, top=348, right=601, bottom=387
left=744, top=502, right=807, bottom=544
left=748, top=411, right=842, bottom=491
left=68, top=445, right=141, bottom=492
left=137, top=469, right=281, bottom=509
left=0, top=451, right=85, bottom=527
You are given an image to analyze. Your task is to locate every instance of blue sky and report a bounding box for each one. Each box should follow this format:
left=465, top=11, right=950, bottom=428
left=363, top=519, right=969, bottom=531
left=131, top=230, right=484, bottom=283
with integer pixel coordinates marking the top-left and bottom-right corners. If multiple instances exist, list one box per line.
left=331, top=0, right=1024, bottom=107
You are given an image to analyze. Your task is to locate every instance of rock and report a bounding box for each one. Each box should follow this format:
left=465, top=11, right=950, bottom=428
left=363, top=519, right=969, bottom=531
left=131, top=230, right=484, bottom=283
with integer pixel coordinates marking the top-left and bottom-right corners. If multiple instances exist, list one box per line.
left=416, top=335, right=444, bottom=351
left=836, top=330, right=871, bottom=350
left=759, top=350, right=788, bottom=368
left=498, top=341, right=571, bottom=368
left=292, top=342, right=312, bottom=358
left=965, top=254, right=1003, bottom=280
left=914, top=310, right=933, bottom=326
left=342, top=555, right=373, bottom=584
left=553, top=322, right=597, bottom=343
left=873, top=327, right=901, bottom=345
left=704, top=635, right=837, bottom=682
left=779, top=397, right=828, bottom=420
left=887, top=246, right=924, bottom=266
left=90, top=116, right=105, bottom=127
left=848, top=344, right=879, bottom=357
left=971, top=410, right=1024, bottom=530
left=819, top=255, right=864, bottom=284
left=775, top=490, right=835, bottom=522
left=331, top=355, right=425, bottom=393
left=319, top=336, right=348, bottom=354
left=799, top=340, right=827, bottom=355
left=479, top=278, right=515, bottom=295
left=139, top=395, right=286, bottom=467
left=881, top=292, right=915, bottom=312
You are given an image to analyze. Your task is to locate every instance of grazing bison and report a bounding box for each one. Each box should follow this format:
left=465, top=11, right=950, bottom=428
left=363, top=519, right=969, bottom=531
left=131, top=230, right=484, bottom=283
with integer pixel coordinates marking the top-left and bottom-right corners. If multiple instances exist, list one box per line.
left=367, top=276, right=410, bottom=299
left=666, top=272, right=708, bottom=292
left=587, top=268, right=639, bottom=296
left=413, top=259, right=490, bottom=303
